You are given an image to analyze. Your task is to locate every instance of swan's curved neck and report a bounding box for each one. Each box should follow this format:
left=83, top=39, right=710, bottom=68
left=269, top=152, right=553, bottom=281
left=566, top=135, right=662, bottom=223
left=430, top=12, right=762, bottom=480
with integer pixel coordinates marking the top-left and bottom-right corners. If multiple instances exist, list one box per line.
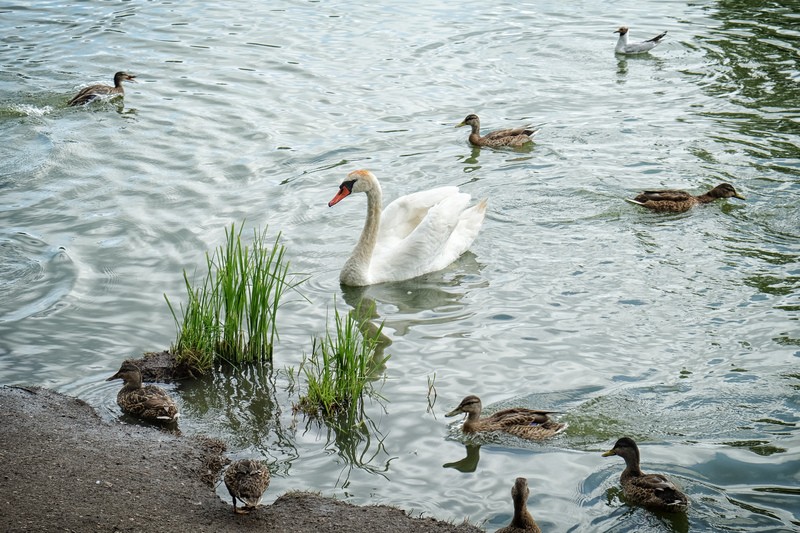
left=340, top=183, right=382, bottom=286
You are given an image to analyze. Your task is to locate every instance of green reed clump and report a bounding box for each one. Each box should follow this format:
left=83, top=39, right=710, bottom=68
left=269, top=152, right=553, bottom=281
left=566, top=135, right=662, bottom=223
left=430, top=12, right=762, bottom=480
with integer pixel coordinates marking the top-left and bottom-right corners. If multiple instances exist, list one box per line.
left=165, top=222, right=302, bottom=373
left=297, top=303, right=389, bottom=419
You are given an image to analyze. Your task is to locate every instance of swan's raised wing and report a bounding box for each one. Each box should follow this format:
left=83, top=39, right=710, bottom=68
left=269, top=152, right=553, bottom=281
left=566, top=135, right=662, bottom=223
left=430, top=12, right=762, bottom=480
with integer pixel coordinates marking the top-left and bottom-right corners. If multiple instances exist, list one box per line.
left=431, top=198, right=486, bottom=272
left=378, top=186, right=460, bottom=243
left=370, top=191, right=479, bottom=283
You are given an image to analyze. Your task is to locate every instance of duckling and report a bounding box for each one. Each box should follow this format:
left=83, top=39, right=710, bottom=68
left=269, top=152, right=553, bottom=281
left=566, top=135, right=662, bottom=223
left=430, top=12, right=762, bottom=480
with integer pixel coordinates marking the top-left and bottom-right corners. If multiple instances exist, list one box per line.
left=68, top=71, right=136, bottom=106
left=602, top=437, right=689, bottom=512
left=223, top=459, right=271, bottom=514
left=456, top=114, right=539, bottom=147
left=445, top=395, right=567, bottom=440
left=626, top=182, right=745, bottom=212
left=106, top=361, right=179, bottom=423
left=496, top=477, right=542, bottom=533
left=613, top=27, right=668, bottom=55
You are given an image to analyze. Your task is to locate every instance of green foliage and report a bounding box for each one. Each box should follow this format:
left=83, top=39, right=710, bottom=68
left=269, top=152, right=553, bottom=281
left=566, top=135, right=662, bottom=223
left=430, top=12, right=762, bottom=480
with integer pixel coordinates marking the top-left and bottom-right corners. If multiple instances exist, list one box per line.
left=165, top=222, right=303, bottom=373
left=297, top=302, right=389, bottom=421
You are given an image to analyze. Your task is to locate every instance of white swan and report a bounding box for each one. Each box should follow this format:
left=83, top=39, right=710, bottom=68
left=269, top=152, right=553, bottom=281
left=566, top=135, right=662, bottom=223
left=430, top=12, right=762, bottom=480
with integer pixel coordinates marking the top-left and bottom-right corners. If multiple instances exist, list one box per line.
left=327, top=170, right=487, bottom=287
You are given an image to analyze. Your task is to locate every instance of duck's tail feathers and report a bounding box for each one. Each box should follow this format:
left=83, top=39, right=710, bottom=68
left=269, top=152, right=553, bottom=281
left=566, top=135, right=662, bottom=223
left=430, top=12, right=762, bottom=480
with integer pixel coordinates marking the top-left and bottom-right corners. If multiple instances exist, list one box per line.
left=625, top=198, right=646, bottom=206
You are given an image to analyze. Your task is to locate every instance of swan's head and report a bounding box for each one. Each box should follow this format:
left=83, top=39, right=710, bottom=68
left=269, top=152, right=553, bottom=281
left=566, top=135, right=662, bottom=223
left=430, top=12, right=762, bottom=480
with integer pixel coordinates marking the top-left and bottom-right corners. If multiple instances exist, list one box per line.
left=328, top=169, right=378, bottom=207
left=614, top=26, right=629, bottom=35
left=456, top=114, right=480, bottom=128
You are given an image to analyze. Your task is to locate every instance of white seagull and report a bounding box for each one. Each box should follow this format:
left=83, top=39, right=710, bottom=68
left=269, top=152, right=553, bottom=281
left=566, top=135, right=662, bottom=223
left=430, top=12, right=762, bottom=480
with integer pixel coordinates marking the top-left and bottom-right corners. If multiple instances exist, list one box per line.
left=613, top=26, right=667, bottom=55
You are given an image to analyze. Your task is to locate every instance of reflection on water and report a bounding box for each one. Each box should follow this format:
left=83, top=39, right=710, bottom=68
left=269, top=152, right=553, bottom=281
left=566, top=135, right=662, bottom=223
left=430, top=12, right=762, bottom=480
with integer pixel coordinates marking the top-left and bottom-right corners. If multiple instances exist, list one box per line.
left=0, top=232, right=74, bottom=324
left=179, top=364, right=298, bottom=473
left=340, top=252, right=487, bottom=336
left=299, top=404, right=394, bottom=488
left=443, top=443, right=481, bottom=473
left=339, top=292, right=392, bottom=378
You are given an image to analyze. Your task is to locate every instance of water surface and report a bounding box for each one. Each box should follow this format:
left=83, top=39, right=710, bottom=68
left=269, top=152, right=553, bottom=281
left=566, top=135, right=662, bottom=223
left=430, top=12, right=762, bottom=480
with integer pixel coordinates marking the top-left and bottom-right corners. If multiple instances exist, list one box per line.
left=1, top=1, right=798, bottom=531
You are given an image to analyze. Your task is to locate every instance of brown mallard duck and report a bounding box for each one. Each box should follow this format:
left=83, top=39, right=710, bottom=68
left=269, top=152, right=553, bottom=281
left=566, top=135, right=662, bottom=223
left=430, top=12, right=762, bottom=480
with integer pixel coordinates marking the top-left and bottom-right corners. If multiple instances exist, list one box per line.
left=626, top=182, right=745, bottom=212
left=496, top=477, right=542, bottom=533
left=456, top=114, right=539, bottom=147
left=223, top=459, right=271, bottom=514
left=602, top=437, right=689, bottom=513
left=68, top=71, right=136, bottom=106
left=445, top=395, right=567, bottom=440
left=106, top=361, right=179, bottom=423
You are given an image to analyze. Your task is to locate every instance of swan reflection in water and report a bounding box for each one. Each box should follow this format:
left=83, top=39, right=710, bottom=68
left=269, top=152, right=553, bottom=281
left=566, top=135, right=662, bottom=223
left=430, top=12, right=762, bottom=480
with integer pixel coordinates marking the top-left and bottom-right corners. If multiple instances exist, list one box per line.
left=340, top=251, right=487, bottom=336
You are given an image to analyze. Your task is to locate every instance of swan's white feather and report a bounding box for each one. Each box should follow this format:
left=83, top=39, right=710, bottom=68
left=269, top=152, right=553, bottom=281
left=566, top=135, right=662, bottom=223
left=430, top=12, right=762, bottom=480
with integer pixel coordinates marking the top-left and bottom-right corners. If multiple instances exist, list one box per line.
left=331, top=171, right=486, bottom=286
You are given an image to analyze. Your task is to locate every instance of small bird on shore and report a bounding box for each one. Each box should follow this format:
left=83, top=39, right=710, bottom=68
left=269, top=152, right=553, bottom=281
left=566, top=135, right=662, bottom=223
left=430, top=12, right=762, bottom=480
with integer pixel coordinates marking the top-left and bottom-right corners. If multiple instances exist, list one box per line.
left=602, top=437, right=689, bottom=512
left=68, top=71, right=136, bottom=106
left=613, top=27, right=667, bottom=55
left=445, top=395, right=567, bottom=440
left=456, top=114, right=539, bottom=148
left=626, top=182, right=745, bottom=212
left=106, top=361, right=179, bottom=423
left=496, top=477, right=542, bottom=533
left=224, top=459, right=271, bottom=514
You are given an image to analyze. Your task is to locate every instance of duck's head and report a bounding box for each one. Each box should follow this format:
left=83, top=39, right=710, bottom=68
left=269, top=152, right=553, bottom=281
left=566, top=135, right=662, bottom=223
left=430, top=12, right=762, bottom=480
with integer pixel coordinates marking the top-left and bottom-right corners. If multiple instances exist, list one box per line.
left=709, top=183, right=745, bottom=200
left=511, top=477, right=530, bottom=504
left=613, top=27, right=629, bottom=35
left=602, top=436, right=640, bottom=464
left=328, top=169, right=378, bottom=206
left=114, top=71, right=137, bottom=84
left=106, top=360, right=143, bottom=385
left=445, top=395, right=482, bottom=417
left=456, top=114, right=480, bottom=128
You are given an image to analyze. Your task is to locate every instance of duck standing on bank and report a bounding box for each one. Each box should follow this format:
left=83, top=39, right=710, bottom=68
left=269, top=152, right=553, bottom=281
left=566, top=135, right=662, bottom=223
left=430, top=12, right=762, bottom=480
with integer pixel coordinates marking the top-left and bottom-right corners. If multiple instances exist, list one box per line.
left=68, top=71, right=136, bottom=106
left=106, top=361, right=179, bottom=424
left=613, top=27, right=667, bottom=55
left=223, top=459, right=271, bottom=514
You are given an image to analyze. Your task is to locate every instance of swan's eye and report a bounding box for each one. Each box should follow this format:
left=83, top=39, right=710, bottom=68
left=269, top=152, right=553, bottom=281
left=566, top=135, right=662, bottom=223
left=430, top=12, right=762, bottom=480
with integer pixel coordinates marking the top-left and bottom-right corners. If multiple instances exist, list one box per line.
left=341, top=180, right=356, bottom=193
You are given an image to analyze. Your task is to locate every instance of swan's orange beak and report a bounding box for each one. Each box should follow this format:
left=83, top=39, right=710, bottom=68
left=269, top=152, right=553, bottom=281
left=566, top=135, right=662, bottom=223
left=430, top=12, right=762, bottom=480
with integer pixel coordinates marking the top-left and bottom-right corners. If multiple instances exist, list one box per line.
left=328, top=182, right=353, bottom=207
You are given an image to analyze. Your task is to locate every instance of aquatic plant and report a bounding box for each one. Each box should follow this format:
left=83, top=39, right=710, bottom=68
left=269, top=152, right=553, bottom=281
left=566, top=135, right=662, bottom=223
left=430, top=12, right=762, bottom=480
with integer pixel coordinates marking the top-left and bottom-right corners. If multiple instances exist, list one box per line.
left=426, top=372, right=437, bottom=414
left=296, top=301, right=389, bottom=420
left=165, top=222, right=303, bottom=373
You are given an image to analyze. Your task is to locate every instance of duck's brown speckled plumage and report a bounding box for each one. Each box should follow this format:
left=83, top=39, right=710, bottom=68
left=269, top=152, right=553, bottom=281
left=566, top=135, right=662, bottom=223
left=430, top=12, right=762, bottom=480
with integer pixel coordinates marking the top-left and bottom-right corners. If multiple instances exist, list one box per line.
left=496, top=477, right=542, bottom=533
left=445, top=395, right=567, bottom=440
left=106, top=361, right=179, bottom=423
left=627, top=183, right=745, bottom=212
left=223, top=459, right=271, bottom=514
left=68, top=71, right=136, bottom=106
left=602, top=437, right=689, bottom=513
left=456, top=114, right=538, bottom=147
